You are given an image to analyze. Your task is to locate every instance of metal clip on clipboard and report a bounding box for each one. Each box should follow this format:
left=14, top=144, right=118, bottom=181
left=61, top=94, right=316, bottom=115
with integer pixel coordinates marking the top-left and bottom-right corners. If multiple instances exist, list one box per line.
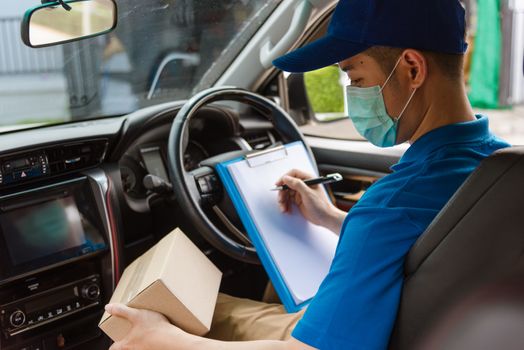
left=245, top=145, right=289, bottom=168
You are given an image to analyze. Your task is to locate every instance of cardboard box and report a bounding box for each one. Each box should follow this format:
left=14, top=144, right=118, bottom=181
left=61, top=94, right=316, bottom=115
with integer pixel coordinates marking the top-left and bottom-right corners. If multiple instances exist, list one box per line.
left=99, top=228, right=222, bottom=342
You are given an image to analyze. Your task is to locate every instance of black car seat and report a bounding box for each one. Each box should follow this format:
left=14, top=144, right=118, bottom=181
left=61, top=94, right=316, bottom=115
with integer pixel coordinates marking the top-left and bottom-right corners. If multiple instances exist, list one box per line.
left=389, top=147, right=524, bottom=349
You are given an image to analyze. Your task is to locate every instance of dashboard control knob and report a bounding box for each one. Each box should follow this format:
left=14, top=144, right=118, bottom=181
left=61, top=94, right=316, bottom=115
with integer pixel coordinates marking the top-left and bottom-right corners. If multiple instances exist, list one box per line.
left=81, top=283, right=100, bottom=301
left=9, top=310, right=26, bottom=328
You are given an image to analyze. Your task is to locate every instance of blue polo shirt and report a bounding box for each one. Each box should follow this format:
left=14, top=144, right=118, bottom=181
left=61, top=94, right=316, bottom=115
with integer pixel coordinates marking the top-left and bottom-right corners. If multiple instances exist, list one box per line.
left=292, top=115, right=510, bottom=349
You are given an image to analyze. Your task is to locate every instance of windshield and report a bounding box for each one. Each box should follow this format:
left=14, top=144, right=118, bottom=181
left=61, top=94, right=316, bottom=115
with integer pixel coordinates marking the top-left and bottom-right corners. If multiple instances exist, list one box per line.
left=0, top=0, right=278, bottom=131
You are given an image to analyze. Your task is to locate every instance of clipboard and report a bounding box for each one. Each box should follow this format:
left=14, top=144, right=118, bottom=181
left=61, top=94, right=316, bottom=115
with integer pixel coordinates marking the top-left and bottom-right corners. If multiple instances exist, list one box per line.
left=216, top=141, right=339, bottom=313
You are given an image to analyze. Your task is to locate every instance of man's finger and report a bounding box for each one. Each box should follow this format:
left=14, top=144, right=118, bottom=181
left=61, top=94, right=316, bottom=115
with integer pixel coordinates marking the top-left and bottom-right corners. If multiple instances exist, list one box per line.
left=278, top=190, right=288, bottom=211
left=105, top=303, right=138, bottom=322
left=287, top=169, right=314, bottom=180
left=277, top=191, right=286, bottom=212
left=282, top=175, right=309, bottom=193
left=285, top=191, right=297, bottom=213
left=108, top=342, right=121, bottom=350
left=275, top=169, right=313, bottom=186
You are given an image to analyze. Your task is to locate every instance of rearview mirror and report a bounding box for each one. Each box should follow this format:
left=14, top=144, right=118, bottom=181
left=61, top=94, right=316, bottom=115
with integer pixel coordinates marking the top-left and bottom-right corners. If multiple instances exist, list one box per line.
left=21, top=0, right=117, bottom=48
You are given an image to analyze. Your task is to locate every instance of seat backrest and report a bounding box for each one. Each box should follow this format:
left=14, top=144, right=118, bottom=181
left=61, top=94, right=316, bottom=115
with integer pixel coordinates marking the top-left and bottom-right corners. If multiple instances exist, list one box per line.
left=389, top=147, right=524, bottom=349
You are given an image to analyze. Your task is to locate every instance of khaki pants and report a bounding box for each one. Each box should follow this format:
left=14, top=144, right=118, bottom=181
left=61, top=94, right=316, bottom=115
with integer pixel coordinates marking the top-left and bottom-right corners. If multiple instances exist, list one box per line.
left=206, top=288, right=306, bottom=342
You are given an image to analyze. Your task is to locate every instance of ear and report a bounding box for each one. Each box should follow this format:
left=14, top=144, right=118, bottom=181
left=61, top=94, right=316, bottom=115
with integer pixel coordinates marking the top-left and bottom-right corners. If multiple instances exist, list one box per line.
left=400, top=49, right=427, bottom=89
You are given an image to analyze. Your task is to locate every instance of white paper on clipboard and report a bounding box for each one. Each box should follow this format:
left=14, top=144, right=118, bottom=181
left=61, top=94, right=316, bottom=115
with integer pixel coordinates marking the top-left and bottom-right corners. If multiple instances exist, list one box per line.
left=227, top=142, right=339, bottom=304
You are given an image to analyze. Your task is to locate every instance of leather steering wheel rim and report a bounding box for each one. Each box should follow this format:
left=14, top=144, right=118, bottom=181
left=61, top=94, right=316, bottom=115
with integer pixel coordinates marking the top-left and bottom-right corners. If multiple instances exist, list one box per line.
left=167, top=86, right=318, bottom=264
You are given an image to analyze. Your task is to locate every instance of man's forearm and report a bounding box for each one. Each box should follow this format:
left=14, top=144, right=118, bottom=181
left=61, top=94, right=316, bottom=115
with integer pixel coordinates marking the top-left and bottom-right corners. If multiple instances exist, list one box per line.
left=170, top=332, right=295, bottom=350
left=191, top=337, right=289, bottom=350
left=161, top=328, right=314, bottom=350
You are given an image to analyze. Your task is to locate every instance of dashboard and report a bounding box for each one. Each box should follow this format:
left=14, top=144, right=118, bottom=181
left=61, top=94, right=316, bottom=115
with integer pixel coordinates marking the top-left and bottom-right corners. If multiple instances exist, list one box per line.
left=118, top=103, right=277, bottom=206
left=0, top=100, right=281, bottom=350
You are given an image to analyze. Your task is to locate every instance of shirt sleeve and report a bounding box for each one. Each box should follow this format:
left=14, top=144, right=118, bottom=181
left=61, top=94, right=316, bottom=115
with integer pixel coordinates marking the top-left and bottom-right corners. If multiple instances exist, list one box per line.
left=291, top=207, right=424, bottom=350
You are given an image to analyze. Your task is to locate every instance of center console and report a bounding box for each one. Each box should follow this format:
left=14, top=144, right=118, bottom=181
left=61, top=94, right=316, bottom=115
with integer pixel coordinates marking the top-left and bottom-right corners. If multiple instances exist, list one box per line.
left=0, top=171, right=116, bottom=350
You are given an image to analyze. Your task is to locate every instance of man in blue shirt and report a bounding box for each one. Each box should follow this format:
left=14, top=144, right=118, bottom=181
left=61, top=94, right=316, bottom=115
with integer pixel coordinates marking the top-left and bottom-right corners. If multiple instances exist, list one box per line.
left=106, top=0, right=510, bottom=349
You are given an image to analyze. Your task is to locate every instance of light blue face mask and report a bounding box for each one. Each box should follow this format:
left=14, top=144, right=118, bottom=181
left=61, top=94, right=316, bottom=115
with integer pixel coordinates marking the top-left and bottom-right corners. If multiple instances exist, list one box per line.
left=345, top=58, right=417, bottom=147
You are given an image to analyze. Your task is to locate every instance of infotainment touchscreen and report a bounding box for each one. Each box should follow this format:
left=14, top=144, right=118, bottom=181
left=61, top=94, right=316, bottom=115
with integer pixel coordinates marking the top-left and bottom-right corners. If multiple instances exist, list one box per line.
left=0, top=179, right=107, bottom=280
left=1, top=196, right=102, bottom=266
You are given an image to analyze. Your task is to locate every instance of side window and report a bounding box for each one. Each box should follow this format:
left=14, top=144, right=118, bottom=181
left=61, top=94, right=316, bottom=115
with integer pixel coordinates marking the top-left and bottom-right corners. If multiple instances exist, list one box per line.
left=303, top=66, right=346, bottom=122
left=299, top=65, right=364, bottom=141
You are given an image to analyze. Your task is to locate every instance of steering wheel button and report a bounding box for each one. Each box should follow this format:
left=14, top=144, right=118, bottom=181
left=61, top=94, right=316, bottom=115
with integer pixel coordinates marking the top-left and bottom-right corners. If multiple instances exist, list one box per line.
left=197, top=178, right=210, bottom=193
left=206, top=175, right=219, bottom=190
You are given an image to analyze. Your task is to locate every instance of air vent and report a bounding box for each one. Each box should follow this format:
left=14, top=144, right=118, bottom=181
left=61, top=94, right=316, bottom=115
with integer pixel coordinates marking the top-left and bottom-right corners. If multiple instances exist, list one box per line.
left=46, top=140, right=108, bottom=174
left=244, top=131, right=274, bottom=150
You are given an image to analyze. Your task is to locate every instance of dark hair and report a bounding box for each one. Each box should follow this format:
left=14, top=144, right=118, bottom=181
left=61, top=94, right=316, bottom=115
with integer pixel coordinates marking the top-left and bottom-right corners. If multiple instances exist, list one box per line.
left=364, top=46, right=465, bottom=80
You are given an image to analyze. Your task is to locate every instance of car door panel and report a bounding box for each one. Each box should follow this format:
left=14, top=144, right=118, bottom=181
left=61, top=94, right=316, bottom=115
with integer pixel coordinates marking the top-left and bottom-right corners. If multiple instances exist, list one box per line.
left=305, top=136, right=407, bottom=210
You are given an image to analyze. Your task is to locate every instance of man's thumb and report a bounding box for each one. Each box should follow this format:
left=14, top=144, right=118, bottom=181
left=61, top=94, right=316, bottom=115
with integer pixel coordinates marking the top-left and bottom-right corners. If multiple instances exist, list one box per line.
left=105, top=303, right=137, bottom=321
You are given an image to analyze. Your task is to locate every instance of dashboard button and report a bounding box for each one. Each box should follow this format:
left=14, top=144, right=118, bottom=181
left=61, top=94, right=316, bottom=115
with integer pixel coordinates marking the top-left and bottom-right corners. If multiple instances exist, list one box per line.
left=9, top=310, right=26, bottom=328
left=81, top=283, right=101, bottom=300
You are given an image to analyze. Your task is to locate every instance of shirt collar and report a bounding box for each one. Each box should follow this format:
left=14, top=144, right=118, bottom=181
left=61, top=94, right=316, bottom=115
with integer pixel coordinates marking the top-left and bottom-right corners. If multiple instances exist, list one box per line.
left=395, top=114, right=490, bottom=166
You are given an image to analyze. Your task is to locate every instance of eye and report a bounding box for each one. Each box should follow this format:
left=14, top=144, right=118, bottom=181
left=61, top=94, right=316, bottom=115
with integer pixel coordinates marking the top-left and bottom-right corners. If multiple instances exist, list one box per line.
left=350, top=78, right=363, bottom=87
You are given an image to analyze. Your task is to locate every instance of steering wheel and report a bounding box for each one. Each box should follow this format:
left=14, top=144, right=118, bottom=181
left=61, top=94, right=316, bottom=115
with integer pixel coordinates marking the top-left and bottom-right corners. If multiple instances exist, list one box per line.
left=167, top=87, right=318, bottom=264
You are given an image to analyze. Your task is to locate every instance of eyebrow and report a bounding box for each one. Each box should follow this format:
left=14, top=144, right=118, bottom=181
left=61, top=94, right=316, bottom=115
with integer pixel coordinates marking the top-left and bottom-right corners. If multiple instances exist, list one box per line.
left=339, top=63, right=354, bottom=72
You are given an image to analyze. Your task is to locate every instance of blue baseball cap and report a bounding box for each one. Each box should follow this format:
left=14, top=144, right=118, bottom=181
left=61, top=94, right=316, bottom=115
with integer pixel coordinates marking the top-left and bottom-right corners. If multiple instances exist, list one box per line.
left=273, top=0, right=468, bottom=73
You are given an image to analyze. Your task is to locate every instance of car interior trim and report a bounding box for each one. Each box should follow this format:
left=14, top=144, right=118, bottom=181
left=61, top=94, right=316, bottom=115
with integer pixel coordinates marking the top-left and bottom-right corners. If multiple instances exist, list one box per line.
left=85, top=169, right=118, bottom=289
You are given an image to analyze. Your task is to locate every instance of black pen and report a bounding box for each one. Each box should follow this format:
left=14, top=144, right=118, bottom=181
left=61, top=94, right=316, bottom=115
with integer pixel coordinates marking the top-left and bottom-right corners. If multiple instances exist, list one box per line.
left=271, top=173, right=343, bottom=191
